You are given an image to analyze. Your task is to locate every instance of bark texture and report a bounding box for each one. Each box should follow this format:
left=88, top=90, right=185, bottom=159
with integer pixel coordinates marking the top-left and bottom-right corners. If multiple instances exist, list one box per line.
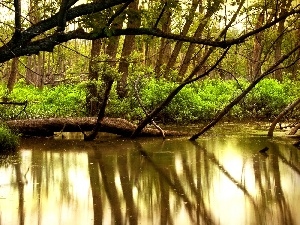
left=268, top=97, right=300, bottom=137
left=6, top=117, right=186, bottom=137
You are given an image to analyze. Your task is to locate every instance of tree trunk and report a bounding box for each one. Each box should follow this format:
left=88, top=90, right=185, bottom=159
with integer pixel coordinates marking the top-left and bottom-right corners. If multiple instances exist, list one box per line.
left=84, top=78, right=113, bottom=141
left=288, top=123, right=300, bottom=135
left=178, top=1, right=220, bottom=78
left=154, top=3, right=172, bottom=77
left=190, top=44, right=300, bottom=140
left=250, top=12, right=264, bottom=81
left=117, top=0, right=141, bottom=98
left=86, top=39, right=102, bottom=116
left=6, top=117, right=185, bottom=137
left=274, top=0, right=292, bottom=81
left=268, top=97, right=300, bottom=137
left=26, top=0, right=42, bottom=87
left=164, top=0, right=199, bottom=77
left=7, top=57, right=18, bottom=93
left=37, top=53, right=44, bottom=88
left=85, top=5, right=127, bottom=139
left=25, top=56, right=34, bottom=85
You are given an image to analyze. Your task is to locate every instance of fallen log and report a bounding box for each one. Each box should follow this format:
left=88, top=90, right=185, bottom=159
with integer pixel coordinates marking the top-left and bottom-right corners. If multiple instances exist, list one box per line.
left=5, top=117, right=186, bottom=137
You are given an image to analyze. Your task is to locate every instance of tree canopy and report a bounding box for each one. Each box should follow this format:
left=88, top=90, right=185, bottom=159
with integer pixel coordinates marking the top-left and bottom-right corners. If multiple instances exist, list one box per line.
left=0, top=0, right=299, bottom=62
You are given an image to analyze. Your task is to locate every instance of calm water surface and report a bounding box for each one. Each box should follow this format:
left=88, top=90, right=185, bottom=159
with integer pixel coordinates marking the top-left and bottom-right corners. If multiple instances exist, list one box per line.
left=0, top=129, right=300, bottom=225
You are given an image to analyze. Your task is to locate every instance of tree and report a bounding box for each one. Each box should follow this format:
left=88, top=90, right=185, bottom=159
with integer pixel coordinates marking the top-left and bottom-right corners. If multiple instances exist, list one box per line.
left=117, top=0, right=141, bottom=98
left=0, top=0, right=300, bottom=139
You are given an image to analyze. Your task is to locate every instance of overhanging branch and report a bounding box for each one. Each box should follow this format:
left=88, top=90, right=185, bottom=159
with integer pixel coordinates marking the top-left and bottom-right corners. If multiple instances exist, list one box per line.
left=0, top=2, right=300, bottom=63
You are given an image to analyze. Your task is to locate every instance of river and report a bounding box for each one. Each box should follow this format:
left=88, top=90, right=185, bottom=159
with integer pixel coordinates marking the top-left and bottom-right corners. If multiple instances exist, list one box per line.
left=0, top=126, right=299, bottom=225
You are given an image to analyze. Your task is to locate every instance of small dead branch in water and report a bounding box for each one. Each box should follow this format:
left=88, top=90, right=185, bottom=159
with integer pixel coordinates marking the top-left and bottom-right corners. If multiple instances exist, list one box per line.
left=259, top=147, right=269, bottom=153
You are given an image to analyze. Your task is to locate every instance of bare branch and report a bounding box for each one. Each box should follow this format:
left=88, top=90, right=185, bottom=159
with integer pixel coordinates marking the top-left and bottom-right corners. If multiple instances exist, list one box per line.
left=0, top=1, right=300, bottom=64
left=153, top=1, right=167, bottom=29
left=106, top=1, right=133, bottom=27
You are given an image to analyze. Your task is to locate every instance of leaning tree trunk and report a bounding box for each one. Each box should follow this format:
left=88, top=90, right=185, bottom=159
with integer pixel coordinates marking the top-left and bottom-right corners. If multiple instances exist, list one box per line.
left=84, top=78, right=113, bottom=141
left=131, top=1, right=245, bottom=138
left=131, top=47, right=230, bottom=138
left=288, top=123, right=300, bottom=135
left=189, top=44, right=300, bottom=141
left=178, top=1, right=220, bottom=78
left=268, top=97, right=300, bottom=137
left=84, top=3, right=127, bottom=140
left=164, top=0, right=199, bottom=78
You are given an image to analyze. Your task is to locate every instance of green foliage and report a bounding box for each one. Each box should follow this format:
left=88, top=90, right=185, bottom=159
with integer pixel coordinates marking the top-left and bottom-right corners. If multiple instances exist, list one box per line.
left=244, top=78, right=300, bottom=118
left=1, top=79, right=86, bottom=119
left=40, top=84, right=86, bottom=118
left=0, top=77, right=299, bottom=123
left=107, top=78, right=241, bottom=123
left=106, top=77, right=299, bottom=123
left=0, top=125, right=19, bottom=152
left=92, top=54, right=122, bottom=81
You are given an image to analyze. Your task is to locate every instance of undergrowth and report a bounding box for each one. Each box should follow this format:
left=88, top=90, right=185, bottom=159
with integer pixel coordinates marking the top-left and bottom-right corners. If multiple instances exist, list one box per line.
left=0, top=125, right=19, bottom=152
left=0, top=77, right=299, bottom=123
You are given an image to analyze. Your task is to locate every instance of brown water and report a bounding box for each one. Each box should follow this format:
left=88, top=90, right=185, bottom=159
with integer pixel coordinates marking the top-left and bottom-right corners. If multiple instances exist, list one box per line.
left=0, top=132, right=299, bottom=225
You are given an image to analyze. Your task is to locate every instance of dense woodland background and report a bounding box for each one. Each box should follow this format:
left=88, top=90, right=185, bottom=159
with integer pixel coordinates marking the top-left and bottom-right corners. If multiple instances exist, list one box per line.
left=0, top=0, right=299, bottom=138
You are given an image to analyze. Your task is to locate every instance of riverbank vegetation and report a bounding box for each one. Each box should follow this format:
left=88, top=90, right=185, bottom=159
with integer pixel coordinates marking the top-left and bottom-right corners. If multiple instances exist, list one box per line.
left=1, top=77, right=299, bottom=124
left=0, top=125, right=19, bottom=152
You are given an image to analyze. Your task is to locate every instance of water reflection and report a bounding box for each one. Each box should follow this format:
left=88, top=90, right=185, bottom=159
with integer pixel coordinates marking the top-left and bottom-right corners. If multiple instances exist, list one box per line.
left=0, top=136, right=300, bottom=225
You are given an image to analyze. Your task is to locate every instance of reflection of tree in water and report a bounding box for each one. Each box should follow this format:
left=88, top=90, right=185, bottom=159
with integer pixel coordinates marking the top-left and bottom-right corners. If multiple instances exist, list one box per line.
left=85, top=139, right=300, bottom=225
left=0, top=153, right=19, bottom=167
left=13, top=140, right=93, bottom=224
left=88, top=143, right=138, bottom=225
left=4, top=138, right=299, bottom=225
left=250, top=141, right=299, bottom=225
left=137, top=143, right=215, bottom=225
left=0, top=152, right=26, bottom=225
left=268, top=142, right=297, bottom=225
left=190, top=142, right=261, bottom=225
left=30, top=150, right=82, bottom=220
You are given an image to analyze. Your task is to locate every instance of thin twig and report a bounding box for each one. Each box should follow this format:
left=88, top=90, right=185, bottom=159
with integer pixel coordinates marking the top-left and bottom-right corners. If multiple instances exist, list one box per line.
left=134, top=78, right=165, bottom=139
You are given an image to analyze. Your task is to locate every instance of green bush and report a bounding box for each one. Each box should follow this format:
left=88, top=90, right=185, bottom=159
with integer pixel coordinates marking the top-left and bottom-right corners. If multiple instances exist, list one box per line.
left=0, top=77, right=298, bottom=123
left=244, top=78, right=299, bottom=118
left=0, top=125, right=19, bottom=152
left=105, top=77, right=300, bottom=123
left=1, top=79, right=86, bottom=119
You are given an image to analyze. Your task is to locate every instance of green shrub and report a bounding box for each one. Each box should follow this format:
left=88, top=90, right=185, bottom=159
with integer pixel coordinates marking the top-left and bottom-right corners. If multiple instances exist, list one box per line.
left=0, top=77, right=298, bottom=123
left=0, top=125, right=19, bottom=152
left=244, top=78, right=299, bottom=118
left=1, top=79, right=86, bottom=119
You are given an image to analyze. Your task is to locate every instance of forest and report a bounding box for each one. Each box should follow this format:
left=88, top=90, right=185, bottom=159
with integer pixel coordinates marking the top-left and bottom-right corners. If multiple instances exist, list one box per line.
left=0, top=0, right=299, bottom=145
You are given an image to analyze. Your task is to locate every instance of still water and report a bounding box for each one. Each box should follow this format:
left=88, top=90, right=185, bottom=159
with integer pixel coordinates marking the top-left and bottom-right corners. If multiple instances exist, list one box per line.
left=0, top=130, right=300, bottom=225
